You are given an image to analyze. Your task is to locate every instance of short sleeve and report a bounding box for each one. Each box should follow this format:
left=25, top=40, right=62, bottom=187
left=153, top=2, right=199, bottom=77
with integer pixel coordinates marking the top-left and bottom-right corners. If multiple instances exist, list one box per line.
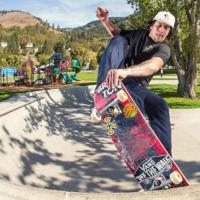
left=152, top=43, right=171, bottom=64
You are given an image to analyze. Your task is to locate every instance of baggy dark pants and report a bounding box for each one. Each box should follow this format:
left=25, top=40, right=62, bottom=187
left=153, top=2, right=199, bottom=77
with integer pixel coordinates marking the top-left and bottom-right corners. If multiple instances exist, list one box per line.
left=96, top=36, right=172, bottom=155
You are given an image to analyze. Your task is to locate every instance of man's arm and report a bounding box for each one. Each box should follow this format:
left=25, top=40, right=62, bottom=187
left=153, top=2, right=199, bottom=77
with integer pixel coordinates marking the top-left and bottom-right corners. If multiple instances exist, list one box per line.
left=96, top=7, right=121, bottom=37
left=106, top=57, right=164, bottom=89
left=123, top=57, right=164, bottom=77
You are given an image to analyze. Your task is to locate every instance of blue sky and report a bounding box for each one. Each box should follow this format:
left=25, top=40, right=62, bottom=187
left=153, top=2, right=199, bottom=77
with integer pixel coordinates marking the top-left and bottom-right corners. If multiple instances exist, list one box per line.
left=0, top=0, right=133, bottom=28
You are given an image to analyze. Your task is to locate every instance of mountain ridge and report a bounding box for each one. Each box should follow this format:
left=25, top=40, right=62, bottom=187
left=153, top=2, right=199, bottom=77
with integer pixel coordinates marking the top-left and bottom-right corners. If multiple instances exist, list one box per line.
left=0, top=10, right=42, bottom=28
left=0, top=10, right=127, bottom=31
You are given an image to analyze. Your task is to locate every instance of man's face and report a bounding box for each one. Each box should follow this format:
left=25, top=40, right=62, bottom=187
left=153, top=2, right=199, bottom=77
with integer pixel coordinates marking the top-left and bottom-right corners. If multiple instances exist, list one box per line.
left=149, top=21, right=171, bottom=42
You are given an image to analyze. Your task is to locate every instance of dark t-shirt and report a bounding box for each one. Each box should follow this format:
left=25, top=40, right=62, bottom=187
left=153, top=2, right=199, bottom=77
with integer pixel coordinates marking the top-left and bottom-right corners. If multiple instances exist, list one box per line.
left=120, top=28, right=171, bottom=87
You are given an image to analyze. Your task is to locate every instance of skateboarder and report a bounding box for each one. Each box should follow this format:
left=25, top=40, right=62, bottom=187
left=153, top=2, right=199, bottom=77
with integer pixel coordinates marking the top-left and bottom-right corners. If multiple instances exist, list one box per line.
left=96, top=7, right=175, bottom=155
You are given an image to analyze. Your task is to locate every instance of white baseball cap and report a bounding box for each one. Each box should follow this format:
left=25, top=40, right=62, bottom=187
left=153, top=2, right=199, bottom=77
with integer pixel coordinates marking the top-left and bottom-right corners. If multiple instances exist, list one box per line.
left=154, top=11, right=175, bottom=28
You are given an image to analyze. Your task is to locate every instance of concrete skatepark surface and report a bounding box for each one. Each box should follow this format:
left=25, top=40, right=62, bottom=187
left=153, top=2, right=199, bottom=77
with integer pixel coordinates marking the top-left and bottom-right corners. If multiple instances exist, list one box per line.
left=0, top=84, right=200, bottom=199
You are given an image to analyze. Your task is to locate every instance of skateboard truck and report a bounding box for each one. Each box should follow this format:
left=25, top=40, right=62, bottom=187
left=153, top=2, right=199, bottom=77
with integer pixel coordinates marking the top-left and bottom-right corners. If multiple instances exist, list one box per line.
left=148, top=171, right=183, bottom=191
left=91, top=90, right=128, bottom=122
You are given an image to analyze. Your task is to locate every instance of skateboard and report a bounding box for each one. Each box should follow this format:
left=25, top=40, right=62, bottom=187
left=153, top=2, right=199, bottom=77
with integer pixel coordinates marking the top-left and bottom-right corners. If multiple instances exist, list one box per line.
left=91, top=80, right=189, bottom=191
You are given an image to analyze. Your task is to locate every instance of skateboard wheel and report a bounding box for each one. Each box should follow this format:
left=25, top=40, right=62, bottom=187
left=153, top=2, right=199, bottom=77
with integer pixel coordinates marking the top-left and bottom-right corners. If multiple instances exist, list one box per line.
left=117, top=90, right=128, bottom=102
left=170, top=171, right=183, bottom=185
left=91, top=109, right=101, bottom=122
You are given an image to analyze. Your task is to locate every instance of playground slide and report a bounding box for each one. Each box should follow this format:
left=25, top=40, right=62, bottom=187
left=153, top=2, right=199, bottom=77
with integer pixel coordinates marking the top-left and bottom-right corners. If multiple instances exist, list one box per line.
left=60, top=73, right=73, bottom=84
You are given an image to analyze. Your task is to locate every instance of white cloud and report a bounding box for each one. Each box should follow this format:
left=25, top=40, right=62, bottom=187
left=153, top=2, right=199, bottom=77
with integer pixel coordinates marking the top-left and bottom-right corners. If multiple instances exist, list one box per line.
left=2, top=0, right=133, bottom=28
left=34, top=0, right=132, bottom=28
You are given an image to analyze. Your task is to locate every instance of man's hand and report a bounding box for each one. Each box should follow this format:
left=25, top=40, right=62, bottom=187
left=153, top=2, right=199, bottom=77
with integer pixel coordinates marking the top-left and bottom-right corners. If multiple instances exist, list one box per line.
left=96, top=7, right=109, bottom=22
left=96, top=7, right=121, bottom=37
left=106, top=69, right=127, bottom=90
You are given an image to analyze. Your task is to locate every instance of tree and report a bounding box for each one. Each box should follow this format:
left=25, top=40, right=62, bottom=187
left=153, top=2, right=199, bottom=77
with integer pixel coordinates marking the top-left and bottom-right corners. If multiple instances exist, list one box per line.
left=0, top=58, right=8, bottom=66
left=53, top=41, right=65, bottom=56
left=6, top=32, right=20, bottom=55
left=89, top=58, right=97, bottom=70
left=96, top=45, right=105, bottom=64
left=37, top=55, right=49, bottom=66
left=6, top=55, right=21, bottom=67
left=65, top=32, right=72, bottom=47
left=171, top=0, right=200, bottom=99
left=127, top=0, right=200, bottom=99
left=57, top=25, right=61, bottom=31
left=41, top=40, right=52, bottom=54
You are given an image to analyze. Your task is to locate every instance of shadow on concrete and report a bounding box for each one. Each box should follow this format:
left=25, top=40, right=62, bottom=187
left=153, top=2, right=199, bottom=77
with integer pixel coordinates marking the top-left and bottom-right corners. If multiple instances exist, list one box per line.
left=0, top=86, right=139, bottom=192
left=0, top=86, right=199, bottom=193
left=176, top=160, right=200, bottom=183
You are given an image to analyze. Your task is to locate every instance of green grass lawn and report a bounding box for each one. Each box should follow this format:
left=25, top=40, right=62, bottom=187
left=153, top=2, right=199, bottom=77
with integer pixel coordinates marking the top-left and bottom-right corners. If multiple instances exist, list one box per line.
left=0, top=88, right=31, bottom=101
left=78, top=70, right=98, bottom=81
left=148, top=84, right=200, bottom=109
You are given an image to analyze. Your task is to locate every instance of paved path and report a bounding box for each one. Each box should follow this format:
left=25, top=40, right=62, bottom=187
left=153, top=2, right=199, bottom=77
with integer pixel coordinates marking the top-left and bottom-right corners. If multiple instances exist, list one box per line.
left=0, top=85, right=199, bottom=198
left=151, top=79, right=178, bottom=85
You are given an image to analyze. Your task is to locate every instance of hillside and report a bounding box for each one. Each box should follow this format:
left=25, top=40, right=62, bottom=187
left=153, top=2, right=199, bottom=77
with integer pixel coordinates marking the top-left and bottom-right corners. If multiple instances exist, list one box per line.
left=64, top=17, right=129, bottom=42
left=0, top=11, right=131, bottom=68
left=72, top=17, right=127, bottom=31
left=0, top=10, right=128, bottom=34
left=0, top=11, right=40, bottom=28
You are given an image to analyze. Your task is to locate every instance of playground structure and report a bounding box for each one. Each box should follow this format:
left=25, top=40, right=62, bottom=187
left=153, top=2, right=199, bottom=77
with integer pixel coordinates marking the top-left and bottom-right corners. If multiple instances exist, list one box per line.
left=17, top=60, right=35, bottom=85
left=0, top=66, right=17, bottom=86
left=0, top=53, right=81, bottom=86
left=47, top=53, right=81, bottom=84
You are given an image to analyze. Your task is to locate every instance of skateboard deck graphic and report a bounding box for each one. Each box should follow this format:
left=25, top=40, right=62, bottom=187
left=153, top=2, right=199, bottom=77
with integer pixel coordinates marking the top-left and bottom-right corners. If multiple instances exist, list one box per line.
left=91, top=80, right=189, bottom=191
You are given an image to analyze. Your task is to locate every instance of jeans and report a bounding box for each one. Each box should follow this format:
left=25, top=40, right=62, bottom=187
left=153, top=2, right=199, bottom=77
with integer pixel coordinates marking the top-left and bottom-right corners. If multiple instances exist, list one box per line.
left=96, top=36, right=172, bottom=155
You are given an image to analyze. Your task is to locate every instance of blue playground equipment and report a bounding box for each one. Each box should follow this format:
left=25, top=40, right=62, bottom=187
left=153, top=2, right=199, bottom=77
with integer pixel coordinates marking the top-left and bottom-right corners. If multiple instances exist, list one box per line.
left=71, top=59, right=81, bottom=81
left=0, top=67, right=17, bottom=76
left=59, top=73, right=72, bottom=84
left=49, top=53, right=73, bottom=84
left=48, top=53, right=81, bottom=84
left=0, top=67, right=17, bottom=85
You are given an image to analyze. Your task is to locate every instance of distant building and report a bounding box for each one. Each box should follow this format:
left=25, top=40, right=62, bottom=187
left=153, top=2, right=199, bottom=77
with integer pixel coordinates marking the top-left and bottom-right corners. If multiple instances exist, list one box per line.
left=26, top=42, right=33, bottom=48
left=0, top=42, right=8, bottom=48
left=34, top=48, right=39, bottom=53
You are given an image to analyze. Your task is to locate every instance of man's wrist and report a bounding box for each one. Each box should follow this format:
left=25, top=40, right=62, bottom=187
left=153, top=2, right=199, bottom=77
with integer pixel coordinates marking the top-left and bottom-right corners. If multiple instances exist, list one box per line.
left=101, top=18, right=109, bottom=23
left=119, top=68, right=129, bottom=79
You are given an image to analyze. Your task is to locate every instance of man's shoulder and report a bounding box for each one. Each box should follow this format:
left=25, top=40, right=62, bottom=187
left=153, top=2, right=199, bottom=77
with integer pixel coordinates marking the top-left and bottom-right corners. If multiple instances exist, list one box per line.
left=152, top=42, right=171, bottom=63
left=148, top=41, right=170, bottom=53
left=131, top=28, right=149, bottom=36
left=158, top=42, right=170, bottom=52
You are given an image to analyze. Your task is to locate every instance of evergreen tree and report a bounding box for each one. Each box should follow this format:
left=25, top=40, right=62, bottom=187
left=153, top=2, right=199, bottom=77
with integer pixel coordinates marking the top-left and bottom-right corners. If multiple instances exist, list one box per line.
left=57, top=25, right=61, bottom=31
left=7, top=32, right=19, bottom=55
left=41, top=40, right=52, bottom=54
left=53, top=41, right=65, bottom=56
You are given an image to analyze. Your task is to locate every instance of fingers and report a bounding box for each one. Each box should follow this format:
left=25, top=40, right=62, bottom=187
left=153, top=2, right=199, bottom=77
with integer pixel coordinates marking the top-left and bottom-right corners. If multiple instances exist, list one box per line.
left=106, top=70, right=119, bottom=90
left=106, top=69, right=127, bottom=90
left=96, top=7, right=101, bottom=18
left=96, top=7, right=109, bottom=20
left=97, top=7, right=108, bottom=14
left=103, top=8, right=109, bottom=15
